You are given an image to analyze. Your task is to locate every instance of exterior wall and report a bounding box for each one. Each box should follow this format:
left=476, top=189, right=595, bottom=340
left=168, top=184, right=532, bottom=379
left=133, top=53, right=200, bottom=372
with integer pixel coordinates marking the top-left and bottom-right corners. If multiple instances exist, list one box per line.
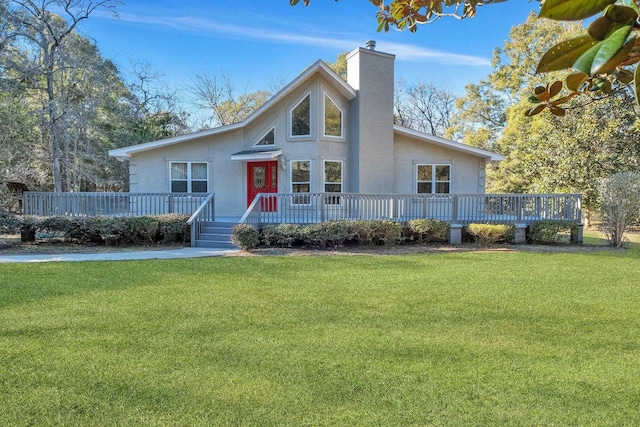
left=129, top=128, right=247, bottom=217
left=125, top=49, right=494, bottom=219
left=128, top=73, right=355, bottom=217
left=393, top=133, right=487, bottom=194
left=347, top=47, right=395, bottom=193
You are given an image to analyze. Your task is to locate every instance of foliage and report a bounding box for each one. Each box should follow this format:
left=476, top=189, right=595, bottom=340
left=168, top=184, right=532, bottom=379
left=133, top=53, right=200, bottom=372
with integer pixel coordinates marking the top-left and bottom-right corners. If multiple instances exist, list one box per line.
left=599, top=171, right=640, bottom=247
left=352, top=220, right=403, bottom=245
left=467, top=223, right=513, bottom=245
left=0, top=211, right=20, bottom=234
left=2, top=251, right=640, bottom=425
left=231, top=223, right=260, bottom=250
left=529, top=220, right=578, bottom=244
left=448, top=14, right=640, bottom=227
left=298, top=220, right=358, bottom=248
left=297, top=0, right=640, bottom=115
left=529, top=0, right=640, bottom=115
left=407, top=219, right=450, bottom=243
left=262, top=223, right=303, bottom=247
left=0, top=2, right=188, bottom=193
left=15, top=214, right=190, bottom=245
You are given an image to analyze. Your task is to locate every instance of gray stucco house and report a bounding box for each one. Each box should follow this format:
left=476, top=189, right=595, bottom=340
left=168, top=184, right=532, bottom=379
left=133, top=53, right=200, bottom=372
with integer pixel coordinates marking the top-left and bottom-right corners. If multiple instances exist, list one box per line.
left=109, top=43, right=504, bottom=220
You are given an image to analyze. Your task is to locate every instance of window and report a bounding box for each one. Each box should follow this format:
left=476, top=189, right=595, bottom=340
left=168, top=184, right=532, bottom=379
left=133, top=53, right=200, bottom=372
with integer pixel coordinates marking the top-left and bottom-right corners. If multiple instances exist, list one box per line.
left=324, top=160, right=342, bottom=204
left=417, top=164, right=450, bottom=194
left=291, top=160, right=311, bottom=204
left=170, top=162, right=208, bottom=193
left=254, top=127, right=275, bottom=146
left=324, top=94, right=342, bottom=138
left=291, top=94, right=311, bottom=137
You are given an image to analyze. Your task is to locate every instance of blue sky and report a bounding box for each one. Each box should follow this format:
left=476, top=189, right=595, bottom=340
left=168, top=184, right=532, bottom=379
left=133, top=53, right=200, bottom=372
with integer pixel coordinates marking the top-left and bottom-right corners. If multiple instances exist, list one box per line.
left=79, top=0, right=540, bottom=102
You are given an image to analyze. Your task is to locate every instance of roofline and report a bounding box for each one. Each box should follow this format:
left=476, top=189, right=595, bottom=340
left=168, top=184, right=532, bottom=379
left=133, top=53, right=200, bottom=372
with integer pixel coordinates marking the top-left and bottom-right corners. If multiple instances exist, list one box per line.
left=393, top=126, right=505, bottom=161
left=109, top=61, right=356, bottom=160
left=108, top=123, right=243, bottom=159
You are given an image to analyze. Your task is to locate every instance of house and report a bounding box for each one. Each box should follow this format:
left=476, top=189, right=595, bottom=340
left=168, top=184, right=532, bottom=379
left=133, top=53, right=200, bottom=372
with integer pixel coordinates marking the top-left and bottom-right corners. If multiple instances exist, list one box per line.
left=108, top=42, right=504, bottom=221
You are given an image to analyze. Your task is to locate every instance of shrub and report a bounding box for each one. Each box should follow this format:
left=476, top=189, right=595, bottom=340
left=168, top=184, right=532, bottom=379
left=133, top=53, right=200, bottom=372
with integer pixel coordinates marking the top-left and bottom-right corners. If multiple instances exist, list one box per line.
left=12, top=215, right=191, bottom=246
left=37, top=216, right=77, bottom=240
left=299, top=221, right=357, bottom=248
left=157, top=214, right=190, bottom=243
left=0, top=211, right=20, bottom=234
left=599, top=172, right=640, bottom=247
left=353, top=220, right=402, bottom=246
left=408, top=219, right=449, bottom=243
left=529, top=220, right=577, bottom=244
left=467, top=223, right=513, bottom=246
left=232, top=224, right=260, bottom=250
left=262, top=223, right=302, bottom=247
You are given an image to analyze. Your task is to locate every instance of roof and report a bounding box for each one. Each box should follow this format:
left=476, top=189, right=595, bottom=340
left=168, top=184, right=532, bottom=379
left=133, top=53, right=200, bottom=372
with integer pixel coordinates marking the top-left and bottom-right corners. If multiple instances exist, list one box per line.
left=109, top=60, right=355, bottom=160
left=393, top=126, right=505, bottom=161
left=230, top=148, right=283, bottom=161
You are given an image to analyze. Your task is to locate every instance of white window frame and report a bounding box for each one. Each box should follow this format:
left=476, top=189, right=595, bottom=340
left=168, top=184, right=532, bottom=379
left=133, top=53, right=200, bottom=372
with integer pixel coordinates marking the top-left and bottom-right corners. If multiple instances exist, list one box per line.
left=253, top=127, right=276, bottom=147
left=290, top=159, right=312, bottom=206
left=323, top=93, right=343, bottom=139
left=170, top=161, right=209, bottom=193
left=416, top=164, right=451, bottom=194
left=290, top=93, right=312, bottom=138
left=323, top=160, right=343, bottom=205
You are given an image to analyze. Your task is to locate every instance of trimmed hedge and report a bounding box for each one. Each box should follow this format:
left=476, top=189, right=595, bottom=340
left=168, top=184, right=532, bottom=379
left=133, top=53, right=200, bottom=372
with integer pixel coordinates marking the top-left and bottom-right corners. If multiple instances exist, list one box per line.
left=407, top=219, right=450, bottom=243
left=467, top=223, right=514, bottom=246
left=11, top=214, right=190, bottom=245
left=0, top=211, right=21, bottom=234
left=529, top=220, right=577, bottom=244
left=232, top=224, right=260, bottom=250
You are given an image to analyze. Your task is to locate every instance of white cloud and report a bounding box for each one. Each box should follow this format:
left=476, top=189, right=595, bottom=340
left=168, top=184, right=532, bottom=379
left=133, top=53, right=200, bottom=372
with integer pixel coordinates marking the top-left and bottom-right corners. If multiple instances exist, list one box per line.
left=94, top=11, right=490, bottom=68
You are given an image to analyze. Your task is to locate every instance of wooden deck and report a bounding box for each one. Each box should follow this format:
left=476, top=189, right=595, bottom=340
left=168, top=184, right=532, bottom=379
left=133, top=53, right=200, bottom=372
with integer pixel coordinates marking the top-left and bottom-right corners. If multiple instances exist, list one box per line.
left=21, top=192, right=583, bottom=246
left=240, top=193, right=582, bottom=228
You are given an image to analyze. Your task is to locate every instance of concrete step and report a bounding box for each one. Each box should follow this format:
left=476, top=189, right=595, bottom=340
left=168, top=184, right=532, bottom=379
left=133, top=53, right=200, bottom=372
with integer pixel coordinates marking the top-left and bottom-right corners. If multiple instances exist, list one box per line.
left=195, top=240, right=238, bottom=249
left=194, top=221, right=238, bottom=249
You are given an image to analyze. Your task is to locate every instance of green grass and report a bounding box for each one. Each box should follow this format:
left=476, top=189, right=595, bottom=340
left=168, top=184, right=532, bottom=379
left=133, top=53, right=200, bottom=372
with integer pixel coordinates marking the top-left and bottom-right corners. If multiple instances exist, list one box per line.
left=2, top=249, right=640, bottom=426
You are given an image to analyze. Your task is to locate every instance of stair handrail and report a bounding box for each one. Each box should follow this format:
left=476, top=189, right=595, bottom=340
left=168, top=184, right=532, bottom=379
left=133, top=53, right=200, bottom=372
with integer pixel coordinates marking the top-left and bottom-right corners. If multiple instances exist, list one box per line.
left=187, top=193, right=215, bottom=247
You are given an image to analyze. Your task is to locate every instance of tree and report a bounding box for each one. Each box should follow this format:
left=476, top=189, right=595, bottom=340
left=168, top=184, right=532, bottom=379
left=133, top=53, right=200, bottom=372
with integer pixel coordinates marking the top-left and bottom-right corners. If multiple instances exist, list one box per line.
left=190, top=72, right=271, bottom=128
left=1, top=0, right=120, bottom=192
left=294, top=0, right=640, bottom=115
left=452, top=13, right=640, bottom=225
left=394, top=80, right=456, bottom=137
left=599, top=171, right=640, bottom=247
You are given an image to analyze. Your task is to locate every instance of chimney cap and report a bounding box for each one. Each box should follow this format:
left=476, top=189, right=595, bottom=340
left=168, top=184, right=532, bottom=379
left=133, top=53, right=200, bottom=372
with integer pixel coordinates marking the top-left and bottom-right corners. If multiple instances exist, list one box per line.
left=365, top=40, right=376, bottom=50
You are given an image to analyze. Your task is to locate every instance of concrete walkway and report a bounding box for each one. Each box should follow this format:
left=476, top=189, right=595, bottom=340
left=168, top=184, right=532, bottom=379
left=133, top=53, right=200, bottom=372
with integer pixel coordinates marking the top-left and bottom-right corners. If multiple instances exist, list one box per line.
left=0, top=247, right=240, bottom=263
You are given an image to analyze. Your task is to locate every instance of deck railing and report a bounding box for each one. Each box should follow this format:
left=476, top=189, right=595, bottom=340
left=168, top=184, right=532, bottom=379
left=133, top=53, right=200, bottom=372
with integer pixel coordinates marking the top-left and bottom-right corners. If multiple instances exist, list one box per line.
left=186, top=193, right=216, bottom=245
left=240, top=193, right=582, bottom=228
left=22, top=192, right=211, bottom=217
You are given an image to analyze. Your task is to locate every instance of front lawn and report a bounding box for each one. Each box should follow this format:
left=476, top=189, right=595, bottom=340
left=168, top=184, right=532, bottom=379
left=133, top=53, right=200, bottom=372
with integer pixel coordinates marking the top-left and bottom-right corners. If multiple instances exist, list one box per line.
left=1, top=249, right=640, bottom=425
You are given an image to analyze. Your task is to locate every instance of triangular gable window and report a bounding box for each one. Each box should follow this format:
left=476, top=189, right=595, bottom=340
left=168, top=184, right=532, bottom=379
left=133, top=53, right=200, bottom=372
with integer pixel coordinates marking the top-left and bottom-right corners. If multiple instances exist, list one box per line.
left=324, top=94, right=343, bottom=138
left=291, top=94, right=311, bottom=137
left=254, top=127, right=275, bottom=146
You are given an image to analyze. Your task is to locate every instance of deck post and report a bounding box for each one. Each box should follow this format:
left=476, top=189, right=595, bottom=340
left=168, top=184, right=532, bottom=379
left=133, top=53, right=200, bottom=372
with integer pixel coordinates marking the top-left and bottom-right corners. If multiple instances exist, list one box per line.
left=449, top=223, right=463, bottom=245
left=514, top=224, right=527, bottom=244
left=571, top=223, right=584, bottom=245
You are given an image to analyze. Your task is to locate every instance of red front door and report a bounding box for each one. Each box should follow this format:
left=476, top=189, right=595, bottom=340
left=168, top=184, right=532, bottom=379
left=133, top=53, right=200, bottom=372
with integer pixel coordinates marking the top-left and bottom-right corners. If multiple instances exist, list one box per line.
left=247, top=161, right=278, bottom=212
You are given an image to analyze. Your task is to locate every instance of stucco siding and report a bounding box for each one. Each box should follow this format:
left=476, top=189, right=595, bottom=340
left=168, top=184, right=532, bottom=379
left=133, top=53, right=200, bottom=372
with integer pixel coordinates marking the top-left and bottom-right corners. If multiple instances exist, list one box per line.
left=393, top=134, right=487, bottom=194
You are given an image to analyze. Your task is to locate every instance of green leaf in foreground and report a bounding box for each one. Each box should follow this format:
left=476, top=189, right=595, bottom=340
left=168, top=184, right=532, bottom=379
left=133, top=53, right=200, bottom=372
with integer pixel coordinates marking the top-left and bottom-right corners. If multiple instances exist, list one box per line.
left=590, top=25, right=633, bottom=74
left=536, top=35, right=600, bottom=74
left=540, top=0, right=616, bottom=21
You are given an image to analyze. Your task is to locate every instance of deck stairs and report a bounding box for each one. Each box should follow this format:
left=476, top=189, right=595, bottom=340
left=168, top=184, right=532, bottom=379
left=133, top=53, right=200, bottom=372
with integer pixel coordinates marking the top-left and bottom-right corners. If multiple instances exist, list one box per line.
left=194, top=221, right=238, bottom=249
